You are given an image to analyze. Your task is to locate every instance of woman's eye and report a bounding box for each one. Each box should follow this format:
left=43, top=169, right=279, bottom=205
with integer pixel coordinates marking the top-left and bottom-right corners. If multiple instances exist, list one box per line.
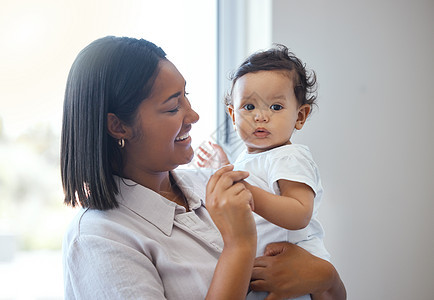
left=168, top=106, right=180, bottom=113
left=243, top=104, right=255, bottom=111
left=184, top=91, right=189, bottom=97
left=270, top=104, right=283, bottom=111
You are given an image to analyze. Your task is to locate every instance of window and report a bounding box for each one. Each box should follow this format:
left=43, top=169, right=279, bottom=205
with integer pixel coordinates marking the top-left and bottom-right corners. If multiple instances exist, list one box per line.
left=216, top=0, right=272, bottom=161
left=0, top=1, right=216, bottom=298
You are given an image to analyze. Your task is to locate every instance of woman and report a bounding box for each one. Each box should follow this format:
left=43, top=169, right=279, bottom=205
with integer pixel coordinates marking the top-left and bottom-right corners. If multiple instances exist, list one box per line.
left=61, top=36, right=345, bottom=299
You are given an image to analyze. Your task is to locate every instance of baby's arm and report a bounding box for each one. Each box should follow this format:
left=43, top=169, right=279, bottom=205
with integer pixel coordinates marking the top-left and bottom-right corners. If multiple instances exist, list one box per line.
left=243, top=179, right=314, bottom=230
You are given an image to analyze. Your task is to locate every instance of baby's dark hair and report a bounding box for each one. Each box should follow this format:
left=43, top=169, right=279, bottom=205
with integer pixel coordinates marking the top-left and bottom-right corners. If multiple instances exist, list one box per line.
left=225, top=44, right=318, bottom=112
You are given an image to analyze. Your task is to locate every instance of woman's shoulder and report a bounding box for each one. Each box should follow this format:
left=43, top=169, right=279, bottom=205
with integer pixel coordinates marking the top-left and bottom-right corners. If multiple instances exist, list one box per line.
left=64, top=208, right=117, bottom=242
left=62, top=205, right=157, bottom=263
left=64, top=203, right=144, bottom=242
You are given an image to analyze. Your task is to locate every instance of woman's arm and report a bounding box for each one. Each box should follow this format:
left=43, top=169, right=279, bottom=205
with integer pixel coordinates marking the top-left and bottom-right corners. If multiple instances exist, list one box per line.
left=205, top=165, right=257, bottom=300
left=243, top=179, right=314, bottom=230
left=250, top=242, right=346, bottom=300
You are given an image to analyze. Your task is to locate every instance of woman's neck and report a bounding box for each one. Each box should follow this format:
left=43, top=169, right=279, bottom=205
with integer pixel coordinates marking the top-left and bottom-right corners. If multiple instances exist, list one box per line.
left=122, top=169, right=189, bottom=211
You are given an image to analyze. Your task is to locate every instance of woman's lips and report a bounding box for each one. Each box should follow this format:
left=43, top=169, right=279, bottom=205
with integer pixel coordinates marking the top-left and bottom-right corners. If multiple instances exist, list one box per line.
left=175, top=132, right=191, bottom=143
left=175, top=132, right=189, bottom=141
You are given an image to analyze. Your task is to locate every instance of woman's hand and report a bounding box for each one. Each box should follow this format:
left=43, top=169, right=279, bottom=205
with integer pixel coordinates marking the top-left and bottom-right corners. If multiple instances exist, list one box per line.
left=206, top=164, right=256, bottom=247
left=205, top=165, right=257, bottom=299
left=196, top=141, right=230, bottom=169
left=251, top=242, right=346, bottom=300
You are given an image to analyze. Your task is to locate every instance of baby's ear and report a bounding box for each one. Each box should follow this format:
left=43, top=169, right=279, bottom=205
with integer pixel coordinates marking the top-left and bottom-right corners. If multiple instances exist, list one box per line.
left=295, top=104, right=311, bottom=130
left=227, top=105, right=236, bottom=125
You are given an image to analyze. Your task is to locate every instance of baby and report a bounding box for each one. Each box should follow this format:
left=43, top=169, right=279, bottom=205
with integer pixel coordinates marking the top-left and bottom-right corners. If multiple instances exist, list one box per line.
left=198, top=45, right=330, bottom=300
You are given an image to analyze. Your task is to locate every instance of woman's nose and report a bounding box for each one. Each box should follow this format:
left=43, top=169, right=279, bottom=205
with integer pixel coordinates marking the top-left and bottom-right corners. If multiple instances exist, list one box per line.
left=182, top=97, right=199, bottom=124
left=187, top=106, right=200, bottom=124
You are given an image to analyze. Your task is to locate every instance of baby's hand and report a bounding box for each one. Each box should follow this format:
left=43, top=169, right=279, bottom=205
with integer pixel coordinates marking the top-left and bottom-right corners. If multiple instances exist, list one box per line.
left=196, top=141, right=230, bottom=169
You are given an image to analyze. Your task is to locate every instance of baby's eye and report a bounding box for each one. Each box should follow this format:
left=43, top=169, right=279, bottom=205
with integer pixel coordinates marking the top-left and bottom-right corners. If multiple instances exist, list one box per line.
left=270, top=104, right=283, bottom=111
left=243, top=104, right=255, bottom=111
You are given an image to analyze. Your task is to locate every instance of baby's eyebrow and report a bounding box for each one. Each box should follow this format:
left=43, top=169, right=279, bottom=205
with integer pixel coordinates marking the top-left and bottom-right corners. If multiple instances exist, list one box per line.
left=240, top=92, right=262, bottom=102
left=270, top=95, right=286, bottom=101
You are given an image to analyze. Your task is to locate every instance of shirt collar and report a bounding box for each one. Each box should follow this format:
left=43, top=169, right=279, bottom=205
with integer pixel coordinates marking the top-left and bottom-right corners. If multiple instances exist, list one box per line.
left=114, top=170, right=206, bottom=236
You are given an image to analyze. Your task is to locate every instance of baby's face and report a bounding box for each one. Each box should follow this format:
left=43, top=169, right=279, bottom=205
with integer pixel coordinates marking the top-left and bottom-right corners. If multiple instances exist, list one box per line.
left=229, top=70, right=308, bottom=154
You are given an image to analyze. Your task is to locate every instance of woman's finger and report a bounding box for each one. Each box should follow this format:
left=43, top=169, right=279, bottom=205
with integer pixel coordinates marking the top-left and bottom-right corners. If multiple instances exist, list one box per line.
left=210, top=168, right=249, bottom=195
left=206, top=164, right=234, bottom=194
left=263, top=242, right=291, bottom=257
left=218, top=170, right=250, bottom=188
left=235, top=185, right=254, bottom=210
left=227, top=182, right=247, bottom=196
left=253, top=256, right=270, bottom=268
left=250, top=279, right=268, bottom=292
left=210, top=183, right=251, bottom=211
left=232, top=186, right=254, bottom=211
left=251, top=265, right=265, bottom=281
left=264, top=293, right=281, bottom=300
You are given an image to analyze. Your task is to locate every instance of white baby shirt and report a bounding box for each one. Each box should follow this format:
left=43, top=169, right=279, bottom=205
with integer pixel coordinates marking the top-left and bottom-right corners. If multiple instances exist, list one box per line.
left=234, top=144, right=330, bottom=261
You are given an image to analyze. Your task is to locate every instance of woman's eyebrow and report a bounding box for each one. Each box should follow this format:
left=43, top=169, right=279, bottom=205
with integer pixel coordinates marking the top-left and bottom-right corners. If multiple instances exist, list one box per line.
left=162, top=80, right=186, bottom=104
left=162, top=91, right=182, bottom=104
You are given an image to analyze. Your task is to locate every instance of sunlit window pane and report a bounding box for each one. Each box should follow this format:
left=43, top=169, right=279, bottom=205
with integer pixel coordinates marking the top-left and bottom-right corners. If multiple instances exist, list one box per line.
left=0, top=1, right=216, bottom=298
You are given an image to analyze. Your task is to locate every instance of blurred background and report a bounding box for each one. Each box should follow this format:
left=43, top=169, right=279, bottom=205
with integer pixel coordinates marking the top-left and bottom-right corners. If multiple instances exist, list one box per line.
left=0, top=0, right=217, bottom=298
left=0, top=0, right=433, bottom=299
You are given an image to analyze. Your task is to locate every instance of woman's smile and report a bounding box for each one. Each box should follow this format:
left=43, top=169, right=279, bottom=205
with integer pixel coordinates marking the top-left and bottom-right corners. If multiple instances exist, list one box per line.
left=175, top=131, right=191, bottom=142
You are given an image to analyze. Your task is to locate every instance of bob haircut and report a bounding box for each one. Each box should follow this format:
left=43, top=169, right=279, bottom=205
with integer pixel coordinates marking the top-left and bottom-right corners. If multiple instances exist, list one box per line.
left=225, top=44, right=318, bottom=112
left=61, top=36, right=167, bottom=210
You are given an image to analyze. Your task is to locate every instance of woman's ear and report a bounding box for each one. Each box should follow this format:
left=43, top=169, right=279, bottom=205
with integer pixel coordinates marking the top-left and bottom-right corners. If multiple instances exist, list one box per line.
left=295, top=104, right=311, bottom=130
left=107, top=113, right=130, bottom=139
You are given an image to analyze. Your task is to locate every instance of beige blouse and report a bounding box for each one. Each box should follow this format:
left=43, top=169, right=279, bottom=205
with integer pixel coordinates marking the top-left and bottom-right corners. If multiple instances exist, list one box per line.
left=63, top=169, right=223, bottom=299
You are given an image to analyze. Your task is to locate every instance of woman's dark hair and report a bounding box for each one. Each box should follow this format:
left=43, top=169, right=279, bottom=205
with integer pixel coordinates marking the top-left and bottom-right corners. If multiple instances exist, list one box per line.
left=225, top=44, right=317, bottom=112
left=61, top=36, right=166, bottom=210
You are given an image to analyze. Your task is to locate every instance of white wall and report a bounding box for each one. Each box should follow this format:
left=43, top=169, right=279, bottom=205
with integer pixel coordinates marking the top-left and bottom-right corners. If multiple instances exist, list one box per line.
left=271, top=0, right=434, bottom=298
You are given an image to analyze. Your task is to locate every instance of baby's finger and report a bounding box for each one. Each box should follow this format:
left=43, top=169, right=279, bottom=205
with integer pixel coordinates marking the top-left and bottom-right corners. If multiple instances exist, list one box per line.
left=196, top=153, right=207, bottom=163
left=210, top=142, right=223, bottom=151
left=198, top=146, right=212, bottom=158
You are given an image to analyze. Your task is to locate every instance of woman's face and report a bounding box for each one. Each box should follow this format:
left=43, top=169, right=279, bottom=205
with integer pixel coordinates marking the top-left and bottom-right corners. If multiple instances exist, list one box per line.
left=124, top=60, right=199, bottom=173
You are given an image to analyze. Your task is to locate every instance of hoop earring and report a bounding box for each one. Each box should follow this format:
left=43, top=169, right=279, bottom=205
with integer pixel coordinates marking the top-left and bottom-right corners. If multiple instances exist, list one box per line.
left=118, top=138, right=125, bottom=148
